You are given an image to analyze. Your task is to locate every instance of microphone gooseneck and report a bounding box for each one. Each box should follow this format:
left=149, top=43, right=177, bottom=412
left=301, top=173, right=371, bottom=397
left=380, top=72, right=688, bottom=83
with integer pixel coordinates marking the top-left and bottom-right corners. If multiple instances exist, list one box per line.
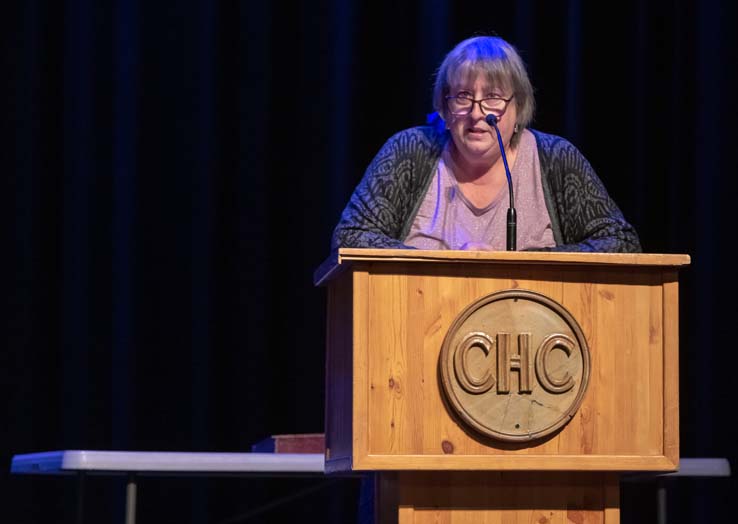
left=485, top=114, right=517, bottom=251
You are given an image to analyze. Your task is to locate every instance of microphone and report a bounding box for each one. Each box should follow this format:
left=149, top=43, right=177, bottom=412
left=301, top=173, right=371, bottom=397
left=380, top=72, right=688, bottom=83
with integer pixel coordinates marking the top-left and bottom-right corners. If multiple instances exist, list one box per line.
left=485, top=114, right=517, bottom=251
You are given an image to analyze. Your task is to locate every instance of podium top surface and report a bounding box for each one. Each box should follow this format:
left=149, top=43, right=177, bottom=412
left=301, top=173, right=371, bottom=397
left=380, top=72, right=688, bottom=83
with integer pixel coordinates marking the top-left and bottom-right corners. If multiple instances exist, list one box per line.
left=314, top=249, right=691, bottom=286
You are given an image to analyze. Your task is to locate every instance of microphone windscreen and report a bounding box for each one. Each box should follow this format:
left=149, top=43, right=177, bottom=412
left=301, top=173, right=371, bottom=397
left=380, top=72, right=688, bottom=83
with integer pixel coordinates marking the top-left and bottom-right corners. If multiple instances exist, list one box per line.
left=485, top=114, right=498, bottom=126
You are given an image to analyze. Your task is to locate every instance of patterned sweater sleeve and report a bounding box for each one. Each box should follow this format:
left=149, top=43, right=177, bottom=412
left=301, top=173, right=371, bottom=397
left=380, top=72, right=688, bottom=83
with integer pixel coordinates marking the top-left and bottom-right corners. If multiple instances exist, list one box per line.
left=331, top=128, right=440, bottom=250
left=537, top=133, right=642, bottom=253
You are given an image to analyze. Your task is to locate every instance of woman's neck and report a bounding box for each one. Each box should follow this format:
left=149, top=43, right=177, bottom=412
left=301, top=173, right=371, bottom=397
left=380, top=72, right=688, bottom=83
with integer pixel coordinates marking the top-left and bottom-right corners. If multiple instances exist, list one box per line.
left=449, top=143, right=512, bottom=186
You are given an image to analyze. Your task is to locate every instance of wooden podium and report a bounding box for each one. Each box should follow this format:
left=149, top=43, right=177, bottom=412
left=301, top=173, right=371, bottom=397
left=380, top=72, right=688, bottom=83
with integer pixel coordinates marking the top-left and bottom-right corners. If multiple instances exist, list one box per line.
left=315, top=249, right=690, bottom=523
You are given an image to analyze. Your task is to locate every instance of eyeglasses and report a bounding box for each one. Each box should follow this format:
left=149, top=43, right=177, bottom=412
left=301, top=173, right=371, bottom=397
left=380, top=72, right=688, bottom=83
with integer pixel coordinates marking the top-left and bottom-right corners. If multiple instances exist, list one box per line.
left=445, top=94, right=515, bottom=116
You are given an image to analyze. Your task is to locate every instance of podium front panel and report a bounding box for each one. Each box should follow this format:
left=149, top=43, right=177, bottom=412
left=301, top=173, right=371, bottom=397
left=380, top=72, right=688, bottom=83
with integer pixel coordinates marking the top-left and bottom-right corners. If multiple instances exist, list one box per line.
left=322, top=252, right=683, bottom=472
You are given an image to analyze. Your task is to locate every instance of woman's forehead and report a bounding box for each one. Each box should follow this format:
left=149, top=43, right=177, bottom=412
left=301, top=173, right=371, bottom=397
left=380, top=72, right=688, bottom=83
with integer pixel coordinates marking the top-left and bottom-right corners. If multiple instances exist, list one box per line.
left=447, top=62, right=513, bottom=92
left=448, top=76, right=512, bottom=94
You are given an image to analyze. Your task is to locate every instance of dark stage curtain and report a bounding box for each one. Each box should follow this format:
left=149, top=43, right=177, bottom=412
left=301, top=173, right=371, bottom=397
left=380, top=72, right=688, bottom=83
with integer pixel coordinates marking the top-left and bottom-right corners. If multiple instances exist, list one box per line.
left=3, top=1, right=736, bottom=522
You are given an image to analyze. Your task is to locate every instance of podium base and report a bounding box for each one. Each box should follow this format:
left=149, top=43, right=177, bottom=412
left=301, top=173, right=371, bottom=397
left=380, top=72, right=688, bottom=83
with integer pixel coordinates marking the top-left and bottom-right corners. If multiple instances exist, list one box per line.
left=376, top=471, right=620, bottom=524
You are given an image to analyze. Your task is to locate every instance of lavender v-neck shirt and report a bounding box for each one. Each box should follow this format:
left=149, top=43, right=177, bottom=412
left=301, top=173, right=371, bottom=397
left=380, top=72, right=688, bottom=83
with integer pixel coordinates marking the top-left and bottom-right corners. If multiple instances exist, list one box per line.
left=404, top=129, right=556, bottom=251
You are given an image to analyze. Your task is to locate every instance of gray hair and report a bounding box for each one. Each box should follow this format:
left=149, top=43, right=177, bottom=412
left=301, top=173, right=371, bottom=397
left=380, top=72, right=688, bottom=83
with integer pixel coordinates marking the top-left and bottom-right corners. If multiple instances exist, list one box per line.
left=433, top=36, right=535, bottom=146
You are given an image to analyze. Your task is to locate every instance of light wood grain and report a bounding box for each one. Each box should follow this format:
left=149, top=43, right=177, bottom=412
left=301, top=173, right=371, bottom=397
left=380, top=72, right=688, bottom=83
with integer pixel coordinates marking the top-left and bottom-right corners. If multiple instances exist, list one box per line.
left=360, top=454, right=675, bottom=471
left=377, top=472, right=619, bottom=524
left=339, top=248, right=690, bottom=266
left=353, top=270, right=370, bottom=470
left=314, top=249, right=690, bottom=286
left=663, top=272, right=680, bottom=468
left=321, top=251, right=688, bottom=524
left=322, top=256, right=685, bottom=472
left=364, top=266, right=667, bottom=467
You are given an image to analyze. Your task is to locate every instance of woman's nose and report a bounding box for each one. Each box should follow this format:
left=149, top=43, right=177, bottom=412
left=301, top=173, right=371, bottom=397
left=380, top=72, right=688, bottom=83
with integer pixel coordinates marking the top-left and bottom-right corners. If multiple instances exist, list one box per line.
left=470, top=100, right=485, bottom=117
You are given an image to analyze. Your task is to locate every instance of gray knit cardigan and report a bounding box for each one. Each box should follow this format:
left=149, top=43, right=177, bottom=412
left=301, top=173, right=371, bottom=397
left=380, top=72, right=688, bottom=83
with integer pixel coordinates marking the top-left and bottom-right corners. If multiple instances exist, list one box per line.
left=331, top=126, right=641, bottom=253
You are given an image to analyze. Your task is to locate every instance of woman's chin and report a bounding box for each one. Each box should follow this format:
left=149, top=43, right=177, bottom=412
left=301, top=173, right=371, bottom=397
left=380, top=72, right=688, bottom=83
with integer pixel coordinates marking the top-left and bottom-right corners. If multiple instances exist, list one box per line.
left=462, top=143, right=496, bottom=161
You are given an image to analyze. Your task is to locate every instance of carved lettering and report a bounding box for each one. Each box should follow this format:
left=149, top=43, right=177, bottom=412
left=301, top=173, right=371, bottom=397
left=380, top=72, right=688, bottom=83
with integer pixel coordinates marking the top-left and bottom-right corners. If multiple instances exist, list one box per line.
left=455, top=332, right=573, bottom=395
left=535, top=334, right=576, bottom=393
left=497, top=333, right=532, bottom=393
left=496, top=332, right=511, bottom=393
left=453, top=332, right=496, bottom=394
left=439, top=289, right=590, bottom=442
left=517, top=333, right=532, bottom=393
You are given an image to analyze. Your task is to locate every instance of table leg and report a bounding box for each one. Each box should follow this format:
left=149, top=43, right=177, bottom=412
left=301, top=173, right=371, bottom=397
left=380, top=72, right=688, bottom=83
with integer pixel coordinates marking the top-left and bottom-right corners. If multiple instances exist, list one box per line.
left=125, top=473, right=137, bottom=524
left=76, top=471, right=86, bottom=524
left=657, top=480, right=667, bottom=524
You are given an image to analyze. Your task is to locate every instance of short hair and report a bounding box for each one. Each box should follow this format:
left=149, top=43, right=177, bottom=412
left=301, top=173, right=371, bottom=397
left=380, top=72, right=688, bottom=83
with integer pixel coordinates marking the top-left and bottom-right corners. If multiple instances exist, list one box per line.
left=433, top=36, right=535, bottom=145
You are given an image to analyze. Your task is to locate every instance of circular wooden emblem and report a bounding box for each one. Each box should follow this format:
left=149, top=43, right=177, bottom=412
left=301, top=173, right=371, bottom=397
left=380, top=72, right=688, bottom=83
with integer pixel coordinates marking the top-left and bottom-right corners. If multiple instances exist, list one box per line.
left=439, top=289, right=590, bottom=442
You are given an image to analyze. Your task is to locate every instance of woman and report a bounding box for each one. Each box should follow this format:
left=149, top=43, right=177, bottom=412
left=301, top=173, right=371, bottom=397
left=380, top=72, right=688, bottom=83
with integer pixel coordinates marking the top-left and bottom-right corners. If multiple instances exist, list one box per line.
left=332, top=36, right=641, bottom=253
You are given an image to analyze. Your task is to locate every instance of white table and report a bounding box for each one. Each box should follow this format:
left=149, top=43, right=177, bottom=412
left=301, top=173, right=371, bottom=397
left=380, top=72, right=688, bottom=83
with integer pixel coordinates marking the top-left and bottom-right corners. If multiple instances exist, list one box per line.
left=10, top=451, right=731, bottom=524
left=11, top=451, right=326, bottom=524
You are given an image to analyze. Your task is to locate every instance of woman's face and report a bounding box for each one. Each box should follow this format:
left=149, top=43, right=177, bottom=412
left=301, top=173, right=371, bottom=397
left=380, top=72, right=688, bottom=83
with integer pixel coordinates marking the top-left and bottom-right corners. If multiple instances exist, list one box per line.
left=446, top=75, right=517, bottom=168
